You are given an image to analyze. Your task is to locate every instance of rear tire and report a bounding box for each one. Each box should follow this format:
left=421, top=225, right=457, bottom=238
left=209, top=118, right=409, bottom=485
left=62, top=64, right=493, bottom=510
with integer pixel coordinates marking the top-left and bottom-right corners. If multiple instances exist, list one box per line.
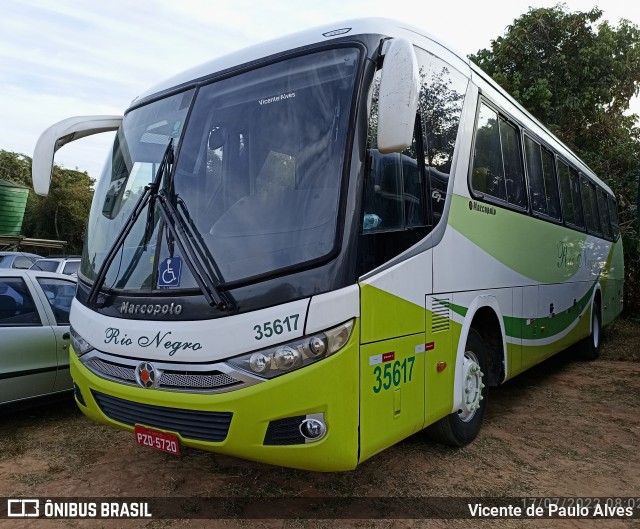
left=581, top=301, right=601, bottom=360
left=426, top=329, right=488, bottom=447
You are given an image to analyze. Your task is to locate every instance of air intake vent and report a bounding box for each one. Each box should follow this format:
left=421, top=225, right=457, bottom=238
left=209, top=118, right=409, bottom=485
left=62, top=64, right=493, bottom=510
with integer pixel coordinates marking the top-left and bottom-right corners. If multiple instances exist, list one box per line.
left=431, top=297, right=450, bottom=333
left=264, top=416, right=306, bottom=446
left=92, top=391, right=232, bottom=443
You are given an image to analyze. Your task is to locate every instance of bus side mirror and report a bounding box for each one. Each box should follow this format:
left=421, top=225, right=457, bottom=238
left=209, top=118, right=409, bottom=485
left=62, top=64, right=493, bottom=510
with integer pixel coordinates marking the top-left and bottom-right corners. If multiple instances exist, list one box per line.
left=32, top=115, right=122, bottom=196
left=376, top=38, right=419, bottom=154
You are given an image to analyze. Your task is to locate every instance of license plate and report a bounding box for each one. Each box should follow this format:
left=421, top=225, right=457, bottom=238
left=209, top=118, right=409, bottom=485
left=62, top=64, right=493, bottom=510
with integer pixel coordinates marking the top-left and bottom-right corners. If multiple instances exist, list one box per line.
left=134, top=425, right=180, bottom=455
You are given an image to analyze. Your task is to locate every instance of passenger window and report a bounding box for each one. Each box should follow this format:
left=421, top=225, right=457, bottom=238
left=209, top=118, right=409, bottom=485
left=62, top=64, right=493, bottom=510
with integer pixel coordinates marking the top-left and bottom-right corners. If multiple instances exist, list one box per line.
left=500, top=120, right=526, bottom=208
left=597, top=190, right=612, bottom=240
left=541, top=148, right=561, bottom=219
left=472, top=102, right=526, bottom=208
left=558, top=161, right=584, bottom=228
left=569, top=167, right=585, bottom=228
left=581, top=177, right=601, bottom=235
left=36, top=277, right=76, bottom=325
left=472, top=104, right=505, bottom=200
left=524, top=136, right=547, bottom=215
left=608, top=195, right=620, bottom=239
left=0, top=277, right=41, bottom=326
left=525, top=136, right=562, bottom=220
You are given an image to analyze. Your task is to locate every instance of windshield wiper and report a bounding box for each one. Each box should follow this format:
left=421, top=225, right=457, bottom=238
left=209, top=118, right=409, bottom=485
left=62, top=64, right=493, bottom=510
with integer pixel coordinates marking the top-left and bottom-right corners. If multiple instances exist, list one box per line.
left=155, top=192, right=232, bottom=311
left=174, top=196, right=228, bottom=293
left=158, top=144, right=233, bottom=311
left=87, top=140, right=174, bottom=308
left=87, top=139, right=232, bottom=311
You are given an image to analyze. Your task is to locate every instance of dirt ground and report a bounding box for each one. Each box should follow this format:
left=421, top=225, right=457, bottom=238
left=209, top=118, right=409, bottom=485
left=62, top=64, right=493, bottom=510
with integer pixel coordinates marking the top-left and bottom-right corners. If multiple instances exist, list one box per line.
left=1, top=317, right=639, bottom=529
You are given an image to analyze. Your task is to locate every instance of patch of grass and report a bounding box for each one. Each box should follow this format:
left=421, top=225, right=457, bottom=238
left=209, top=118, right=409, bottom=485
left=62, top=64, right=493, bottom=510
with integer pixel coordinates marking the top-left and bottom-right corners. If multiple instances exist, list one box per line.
left=163, top=476, right=186, bottom=493
left=47, top=463, right=66, bottom=474
left=255, top=480, right=300, bottom=497
left=13, top=472, right=53, bottom=487
left=601, top=316, right=640, bottom=362
left=143, top=520, right=190, bottom=529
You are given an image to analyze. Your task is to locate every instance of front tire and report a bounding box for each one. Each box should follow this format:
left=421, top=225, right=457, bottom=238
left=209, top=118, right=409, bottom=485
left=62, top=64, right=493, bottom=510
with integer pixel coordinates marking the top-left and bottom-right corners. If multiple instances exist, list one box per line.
left=426, top=329, right=488, bottom=447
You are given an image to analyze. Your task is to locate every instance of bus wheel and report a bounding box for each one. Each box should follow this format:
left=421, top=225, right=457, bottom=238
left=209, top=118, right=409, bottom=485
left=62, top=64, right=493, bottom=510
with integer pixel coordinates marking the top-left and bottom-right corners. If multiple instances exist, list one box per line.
left=581, top=302, right=601, bottom=360
left=426, top=329, right=488, bottom=447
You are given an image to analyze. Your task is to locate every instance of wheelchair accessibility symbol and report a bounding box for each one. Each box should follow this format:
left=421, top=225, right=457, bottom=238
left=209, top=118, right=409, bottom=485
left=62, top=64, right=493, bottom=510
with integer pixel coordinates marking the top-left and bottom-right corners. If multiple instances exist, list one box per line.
left=158, top=257, right=183, bottom=288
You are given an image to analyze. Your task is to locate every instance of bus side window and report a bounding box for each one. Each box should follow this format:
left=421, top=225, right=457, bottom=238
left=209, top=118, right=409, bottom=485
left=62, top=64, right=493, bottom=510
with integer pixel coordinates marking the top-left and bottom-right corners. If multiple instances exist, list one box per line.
left=499, top=118, right=526, bottom=208
left=558, top=160, right=585, bottom=229
left=471, top=102, right=526, bottom=209
left=472, top=104, right=505, bottom=200
left=524, top=135, right=562, bottom=220
left=524, top=135, right=548, bottom=216
left=541, top=146, right=561, bottom=219
left=568, top=166, right=585, bottom=228
left=597, top=189, right=613, bottom=240
left=608, top=194, right=620, bottom=239
left=581, top=177, right=601, bottom=236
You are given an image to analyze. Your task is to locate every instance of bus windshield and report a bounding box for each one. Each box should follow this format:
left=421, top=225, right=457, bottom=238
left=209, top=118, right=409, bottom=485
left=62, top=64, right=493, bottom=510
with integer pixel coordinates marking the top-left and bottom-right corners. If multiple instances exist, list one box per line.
left=81, top=47, right=360, bottom=290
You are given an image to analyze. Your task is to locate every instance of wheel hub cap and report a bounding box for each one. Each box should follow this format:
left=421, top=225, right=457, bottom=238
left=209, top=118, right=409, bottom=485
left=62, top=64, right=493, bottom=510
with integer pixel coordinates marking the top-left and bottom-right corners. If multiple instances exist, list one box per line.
left=460, top=353, right=484, bottom=422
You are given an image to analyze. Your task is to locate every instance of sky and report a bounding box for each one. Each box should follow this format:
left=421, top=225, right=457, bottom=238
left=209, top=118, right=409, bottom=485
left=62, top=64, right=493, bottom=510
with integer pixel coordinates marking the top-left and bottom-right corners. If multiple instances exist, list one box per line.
left=1, top=0, right=639, bottom=181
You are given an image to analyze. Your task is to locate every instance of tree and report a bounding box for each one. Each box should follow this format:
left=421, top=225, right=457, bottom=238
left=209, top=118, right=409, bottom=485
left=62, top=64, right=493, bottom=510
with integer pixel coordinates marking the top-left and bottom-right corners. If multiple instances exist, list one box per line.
left=471, top=4, right=640, bottom=312
left=0, top=150, right=32, bottom=187
left=0, top=149, right=95, bottom=253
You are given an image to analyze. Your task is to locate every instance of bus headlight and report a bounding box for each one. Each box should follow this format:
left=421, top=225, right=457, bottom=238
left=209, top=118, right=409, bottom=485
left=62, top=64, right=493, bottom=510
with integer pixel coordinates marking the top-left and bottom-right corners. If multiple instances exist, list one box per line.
left=274, top=346, right=300, bottom=369
left=70, top=326, right=95, bottom=357
left=228, top=319, right=354, bottom=379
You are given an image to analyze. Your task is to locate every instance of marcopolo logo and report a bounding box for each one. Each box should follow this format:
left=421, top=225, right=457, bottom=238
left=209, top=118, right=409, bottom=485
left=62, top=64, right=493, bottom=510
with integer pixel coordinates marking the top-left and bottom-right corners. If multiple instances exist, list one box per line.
left=119, top=301, right=183, bottom=317
left=469, top=200, right=497, bottom=215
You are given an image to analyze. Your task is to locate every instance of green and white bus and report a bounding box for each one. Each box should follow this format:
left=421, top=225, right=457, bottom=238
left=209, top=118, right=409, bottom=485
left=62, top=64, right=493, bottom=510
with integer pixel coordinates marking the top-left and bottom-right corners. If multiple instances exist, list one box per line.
left=33, top=18, right=623, bottom=471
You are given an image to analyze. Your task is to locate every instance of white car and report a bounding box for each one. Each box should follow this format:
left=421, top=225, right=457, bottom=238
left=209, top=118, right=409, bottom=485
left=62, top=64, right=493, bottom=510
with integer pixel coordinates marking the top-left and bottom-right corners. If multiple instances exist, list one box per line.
left=0, top=251, right=43, bottom=269
left=30, top=257, right=81, bottom=277
left=0, top=269, right=76, bottom=405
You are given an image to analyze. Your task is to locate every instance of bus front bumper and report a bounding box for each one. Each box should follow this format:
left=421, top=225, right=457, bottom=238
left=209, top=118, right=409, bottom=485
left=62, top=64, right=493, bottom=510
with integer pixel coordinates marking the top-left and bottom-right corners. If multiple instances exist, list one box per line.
left=70, top=330, right=360, bottom=472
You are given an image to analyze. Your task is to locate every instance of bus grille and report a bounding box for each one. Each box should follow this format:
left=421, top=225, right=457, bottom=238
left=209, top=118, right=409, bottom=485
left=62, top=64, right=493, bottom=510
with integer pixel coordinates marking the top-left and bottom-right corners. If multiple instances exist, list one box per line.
left=85, top=357, right=241, bottom=391
left=92, top=391, right=232, bottom=443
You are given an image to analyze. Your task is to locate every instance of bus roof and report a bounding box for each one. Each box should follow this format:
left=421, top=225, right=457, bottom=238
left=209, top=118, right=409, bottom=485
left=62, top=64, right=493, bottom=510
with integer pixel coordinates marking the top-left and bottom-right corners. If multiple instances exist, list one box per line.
left=133, top=18, right=467, bottom=104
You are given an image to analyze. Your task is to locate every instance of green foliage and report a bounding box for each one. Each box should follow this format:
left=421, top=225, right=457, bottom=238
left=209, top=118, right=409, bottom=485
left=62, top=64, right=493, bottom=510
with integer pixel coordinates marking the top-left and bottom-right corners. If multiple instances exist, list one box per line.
left=0, top=150, right=32, bottom=187
left=471, top=3, right=640, bottom=313
left=0, top=149, right=94, bottom=253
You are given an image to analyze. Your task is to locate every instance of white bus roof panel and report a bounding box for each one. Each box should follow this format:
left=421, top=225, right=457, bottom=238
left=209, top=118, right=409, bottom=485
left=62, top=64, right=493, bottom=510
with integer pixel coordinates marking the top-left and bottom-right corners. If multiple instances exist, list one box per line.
left=133, top=18, right=471, bottom=103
